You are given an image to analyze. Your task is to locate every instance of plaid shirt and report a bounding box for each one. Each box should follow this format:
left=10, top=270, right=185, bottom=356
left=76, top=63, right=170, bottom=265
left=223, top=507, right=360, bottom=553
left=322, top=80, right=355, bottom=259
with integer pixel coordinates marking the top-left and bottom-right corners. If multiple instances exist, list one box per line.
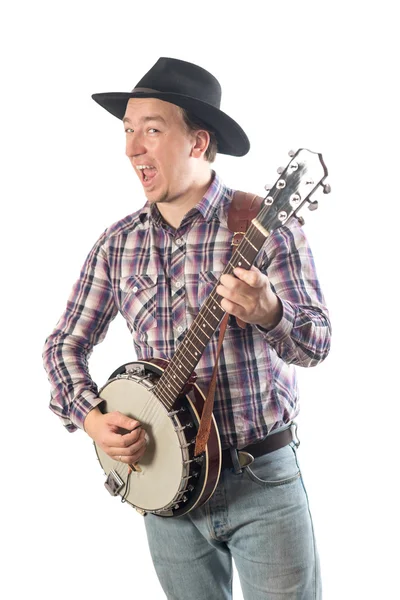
left=43, top=173, right=331, bottom=449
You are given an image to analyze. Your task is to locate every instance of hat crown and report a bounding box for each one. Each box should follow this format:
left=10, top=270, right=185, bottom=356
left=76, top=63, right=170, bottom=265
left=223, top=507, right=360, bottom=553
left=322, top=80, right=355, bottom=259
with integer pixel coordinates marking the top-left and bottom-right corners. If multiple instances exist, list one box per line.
left=91, top=57, right=250, bottom=156
left=133, top=57, right=222, bottom=109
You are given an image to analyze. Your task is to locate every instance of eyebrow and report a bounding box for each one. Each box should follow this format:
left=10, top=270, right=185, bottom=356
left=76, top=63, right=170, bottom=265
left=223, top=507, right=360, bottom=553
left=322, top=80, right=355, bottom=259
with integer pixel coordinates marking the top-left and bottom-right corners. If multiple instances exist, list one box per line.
left=122, top=115, right=167, bottom=125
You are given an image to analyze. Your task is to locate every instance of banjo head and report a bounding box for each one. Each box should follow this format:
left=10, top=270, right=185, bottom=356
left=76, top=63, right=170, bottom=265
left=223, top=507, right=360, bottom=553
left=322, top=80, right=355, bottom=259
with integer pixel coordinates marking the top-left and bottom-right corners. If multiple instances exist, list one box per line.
left=95, top=376, right=187, bottom=512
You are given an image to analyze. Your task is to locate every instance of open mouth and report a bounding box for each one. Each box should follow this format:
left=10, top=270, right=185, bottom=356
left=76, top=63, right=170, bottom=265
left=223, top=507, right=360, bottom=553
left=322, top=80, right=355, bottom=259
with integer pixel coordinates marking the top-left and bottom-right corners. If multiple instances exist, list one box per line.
left=136, top=165, right=157, bottom=185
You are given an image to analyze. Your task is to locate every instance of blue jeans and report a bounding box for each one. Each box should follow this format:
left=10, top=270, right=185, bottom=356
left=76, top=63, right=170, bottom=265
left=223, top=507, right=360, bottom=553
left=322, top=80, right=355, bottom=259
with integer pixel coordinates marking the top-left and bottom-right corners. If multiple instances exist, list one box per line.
left=144, top=442, right=321, bottom=599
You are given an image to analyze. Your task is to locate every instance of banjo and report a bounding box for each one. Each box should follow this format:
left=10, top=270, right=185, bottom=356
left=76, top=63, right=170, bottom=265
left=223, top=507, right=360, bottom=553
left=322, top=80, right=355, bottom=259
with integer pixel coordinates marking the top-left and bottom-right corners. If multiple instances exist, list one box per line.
left=94, top=148, right=330, bottom=517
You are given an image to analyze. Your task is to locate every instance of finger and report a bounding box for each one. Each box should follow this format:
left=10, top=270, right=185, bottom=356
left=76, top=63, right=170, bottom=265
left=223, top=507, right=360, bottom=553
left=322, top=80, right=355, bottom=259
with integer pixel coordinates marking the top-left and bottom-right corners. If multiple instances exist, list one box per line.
left=119, top=425, right=144, bottom=447
left=106, top=411, right=141, bottom=432
left=100, top=425, right=143, bottom=451
left=115, top=427, right=146, bottom=452
left=113, top=430, right=147, bottom=462
left=219, top=273, right=237, bottom=290
left=220, top=297, right=246, bottom=319
left=217, top=275, right=248, bottom=301
left=233, top=266, right=265, bottom=288
left=127, top=441, right=147, bottom=464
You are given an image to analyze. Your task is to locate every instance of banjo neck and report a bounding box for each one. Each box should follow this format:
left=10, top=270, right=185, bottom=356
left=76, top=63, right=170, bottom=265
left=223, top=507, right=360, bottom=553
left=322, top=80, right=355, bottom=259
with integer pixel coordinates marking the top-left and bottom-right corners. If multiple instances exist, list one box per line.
left=154, top=222, right=268, bottom=410
left=153, top=148, right=329, bottom=411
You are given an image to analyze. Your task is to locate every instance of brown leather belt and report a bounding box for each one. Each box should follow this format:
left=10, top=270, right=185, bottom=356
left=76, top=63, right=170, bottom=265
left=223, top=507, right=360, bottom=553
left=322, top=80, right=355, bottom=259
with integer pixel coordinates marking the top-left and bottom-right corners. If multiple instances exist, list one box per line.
left=221, top=427, right=294, bottom=470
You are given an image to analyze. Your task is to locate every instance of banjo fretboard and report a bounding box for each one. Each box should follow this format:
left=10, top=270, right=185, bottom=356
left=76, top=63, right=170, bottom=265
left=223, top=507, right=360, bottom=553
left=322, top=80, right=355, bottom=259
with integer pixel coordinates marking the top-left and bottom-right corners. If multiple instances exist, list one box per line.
left=152, top=148, right=328, bottom=410
left=153, top=222, right=268, bottom=409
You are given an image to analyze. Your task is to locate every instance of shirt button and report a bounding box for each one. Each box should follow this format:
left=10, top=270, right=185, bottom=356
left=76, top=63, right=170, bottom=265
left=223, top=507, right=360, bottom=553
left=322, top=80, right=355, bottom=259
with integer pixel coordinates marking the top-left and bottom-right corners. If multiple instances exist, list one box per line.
left=175, top=238, right=183, bottom=246
left=175, top=281, right=182, bottom=288
left=133, top=286, right=138, bottom=293
left=177, top=326, right=183, bottom=333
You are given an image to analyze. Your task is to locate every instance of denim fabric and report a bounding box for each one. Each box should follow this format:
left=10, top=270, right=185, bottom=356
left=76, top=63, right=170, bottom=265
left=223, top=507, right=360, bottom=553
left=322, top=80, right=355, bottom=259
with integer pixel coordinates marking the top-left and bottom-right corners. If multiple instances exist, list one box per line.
left=144, top=443, right=321, bottom=599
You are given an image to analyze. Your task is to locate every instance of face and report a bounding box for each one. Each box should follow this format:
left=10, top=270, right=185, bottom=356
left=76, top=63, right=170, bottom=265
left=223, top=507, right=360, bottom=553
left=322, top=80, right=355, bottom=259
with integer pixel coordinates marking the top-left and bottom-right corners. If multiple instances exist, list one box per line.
left=123, top=97, right=207, bottom=205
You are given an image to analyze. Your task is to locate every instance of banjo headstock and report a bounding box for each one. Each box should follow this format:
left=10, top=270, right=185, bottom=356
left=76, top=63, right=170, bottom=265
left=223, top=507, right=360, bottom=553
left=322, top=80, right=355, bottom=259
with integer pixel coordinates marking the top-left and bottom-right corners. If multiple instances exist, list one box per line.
left=258, top=148, right=331, bottom=232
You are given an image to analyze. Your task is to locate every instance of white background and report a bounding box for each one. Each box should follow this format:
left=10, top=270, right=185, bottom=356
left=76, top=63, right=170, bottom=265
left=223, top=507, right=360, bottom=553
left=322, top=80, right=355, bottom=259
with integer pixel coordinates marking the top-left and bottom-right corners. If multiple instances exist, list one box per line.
left=1, top=1, right=399, bottom=598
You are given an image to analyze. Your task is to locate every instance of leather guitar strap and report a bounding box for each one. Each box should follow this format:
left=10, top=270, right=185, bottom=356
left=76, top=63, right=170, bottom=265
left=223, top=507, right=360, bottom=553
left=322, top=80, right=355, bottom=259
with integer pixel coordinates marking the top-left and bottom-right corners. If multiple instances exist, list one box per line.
left=195, top=191, right=264, bottom=456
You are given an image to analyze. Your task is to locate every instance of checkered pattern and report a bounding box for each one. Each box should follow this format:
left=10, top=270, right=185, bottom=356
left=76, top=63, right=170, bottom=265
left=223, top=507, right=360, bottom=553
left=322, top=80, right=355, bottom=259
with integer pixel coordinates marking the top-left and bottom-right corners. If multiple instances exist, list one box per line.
left=43, top=173, right=331, bottom=448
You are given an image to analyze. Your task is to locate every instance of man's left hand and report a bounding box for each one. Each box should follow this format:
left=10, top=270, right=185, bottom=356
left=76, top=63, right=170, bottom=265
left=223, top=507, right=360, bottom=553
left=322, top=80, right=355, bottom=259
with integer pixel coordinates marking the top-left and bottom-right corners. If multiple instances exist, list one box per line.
left=216, top=266, right=283, bottom=330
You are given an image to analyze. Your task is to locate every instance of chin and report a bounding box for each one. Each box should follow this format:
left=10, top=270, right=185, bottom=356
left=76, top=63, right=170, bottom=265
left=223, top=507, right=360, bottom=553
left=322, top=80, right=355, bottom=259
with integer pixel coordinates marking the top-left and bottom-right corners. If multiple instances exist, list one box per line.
left=146, top=187, right=170, bottom=204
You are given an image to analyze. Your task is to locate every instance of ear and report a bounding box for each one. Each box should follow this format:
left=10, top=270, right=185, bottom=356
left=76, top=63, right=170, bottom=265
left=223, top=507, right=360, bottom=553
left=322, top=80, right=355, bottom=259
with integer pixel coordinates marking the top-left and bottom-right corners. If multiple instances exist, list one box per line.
left=190, top=130, right=210, bottom=158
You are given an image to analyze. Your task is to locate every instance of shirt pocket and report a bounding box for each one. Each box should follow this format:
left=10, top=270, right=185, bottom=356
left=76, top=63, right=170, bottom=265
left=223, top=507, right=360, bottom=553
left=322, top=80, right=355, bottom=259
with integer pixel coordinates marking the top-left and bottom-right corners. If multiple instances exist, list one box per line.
left=197, top=271, right=222, bottom=308
left=120, top=274, right=158, bottom=338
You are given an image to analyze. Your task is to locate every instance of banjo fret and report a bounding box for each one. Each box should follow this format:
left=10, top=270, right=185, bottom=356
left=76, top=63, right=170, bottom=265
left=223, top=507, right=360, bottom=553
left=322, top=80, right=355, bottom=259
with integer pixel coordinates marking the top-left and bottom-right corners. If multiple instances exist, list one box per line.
left=154, top=222, right=269, bottom=407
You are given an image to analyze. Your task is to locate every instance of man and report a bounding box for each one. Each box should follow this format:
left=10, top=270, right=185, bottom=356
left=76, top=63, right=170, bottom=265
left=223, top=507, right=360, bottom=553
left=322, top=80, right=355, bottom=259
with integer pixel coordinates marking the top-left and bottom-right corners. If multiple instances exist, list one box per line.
left=43, top=57, right=331, bottom=599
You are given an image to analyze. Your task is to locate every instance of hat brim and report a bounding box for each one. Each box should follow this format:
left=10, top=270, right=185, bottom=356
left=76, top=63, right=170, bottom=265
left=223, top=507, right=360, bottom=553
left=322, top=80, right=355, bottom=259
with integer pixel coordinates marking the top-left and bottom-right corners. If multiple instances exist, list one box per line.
left=91, top=91, right=250, bottom=157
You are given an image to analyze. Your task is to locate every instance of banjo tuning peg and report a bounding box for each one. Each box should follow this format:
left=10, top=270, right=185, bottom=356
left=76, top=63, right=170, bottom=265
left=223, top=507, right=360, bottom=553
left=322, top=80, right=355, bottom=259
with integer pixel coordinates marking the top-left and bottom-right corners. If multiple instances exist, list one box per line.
left=296, top=215, right=305, bottom=226
left=323, top=183, right=332, bottom=194
left=308, top=200, right=319, bottom=211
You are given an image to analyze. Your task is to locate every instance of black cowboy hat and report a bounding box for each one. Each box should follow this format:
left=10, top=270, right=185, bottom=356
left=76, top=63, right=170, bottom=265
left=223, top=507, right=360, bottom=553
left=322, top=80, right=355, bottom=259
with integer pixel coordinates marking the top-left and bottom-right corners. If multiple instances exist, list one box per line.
left=91, top=57, right=250, bottom=157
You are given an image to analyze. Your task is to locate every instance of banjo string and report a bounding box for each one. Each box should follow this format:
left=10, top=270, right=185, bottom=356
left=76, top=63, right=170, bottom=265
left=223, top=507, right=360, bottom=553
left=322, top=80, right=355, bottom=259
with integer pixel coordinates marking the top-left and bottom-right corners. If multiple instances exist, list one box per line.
left=155, top=179, right=292, bottom=405
left=155, top=214, right=272, bottom=406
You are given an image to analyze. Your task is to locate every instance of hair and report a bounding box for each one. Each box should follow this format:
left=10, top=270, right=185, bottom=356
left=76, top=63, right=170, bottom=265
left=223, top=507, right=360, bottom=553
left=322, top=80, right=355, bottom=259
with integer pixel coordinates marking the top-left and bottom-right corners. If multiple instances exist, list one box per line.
left=179, top=108, right=218, bottom=163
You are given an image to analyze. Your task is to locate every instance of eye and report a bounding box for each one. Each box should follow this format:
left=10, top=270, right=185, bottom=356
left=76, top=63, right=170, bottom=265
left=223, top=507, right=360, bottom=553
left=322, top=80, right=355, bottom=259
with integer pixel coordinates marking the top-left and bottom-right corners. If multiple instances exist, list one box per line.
left=148, top=128, right=159, bottom=134
left=125, top=127, right=134, bottom=133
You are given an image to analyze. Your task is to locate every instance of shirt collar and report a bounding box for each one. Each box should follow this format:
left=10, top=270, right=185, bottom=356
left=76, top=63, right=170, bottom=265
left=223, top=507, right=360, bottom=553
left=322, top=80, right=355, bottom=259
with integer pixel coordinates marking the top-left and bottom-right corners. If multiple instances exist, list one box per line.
left=192, top=171, right=227, bottom=223
left=138, top=171, right=230, bottom=227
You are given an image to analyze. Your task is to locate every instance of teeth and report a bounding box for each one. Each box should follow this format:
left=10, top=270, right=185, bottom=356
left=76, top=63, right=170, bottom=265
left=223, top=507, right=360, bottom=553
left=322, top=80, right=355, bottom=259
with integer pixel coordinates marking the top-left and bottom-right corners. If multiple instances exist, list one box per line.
left=136, top=165, right=154, bottom=170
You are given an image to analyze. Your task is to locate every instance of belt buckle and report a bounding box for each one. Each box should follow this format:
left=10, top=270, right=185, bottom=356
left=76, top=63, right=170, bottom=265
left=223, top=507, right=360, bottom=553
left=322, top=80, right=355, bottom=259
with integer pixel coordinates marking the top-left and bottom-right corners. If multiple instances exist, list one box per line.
left=237, top=451, right=254, bottom=468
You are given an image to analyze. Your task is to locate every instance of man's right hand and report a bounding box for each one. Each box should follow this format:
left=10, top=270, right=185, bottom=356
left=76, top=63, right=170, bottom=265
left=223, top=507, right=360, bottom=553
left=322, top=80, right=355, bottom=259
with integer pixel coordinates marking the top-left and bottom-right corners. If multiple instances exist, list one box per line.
left=84, top=407, right=147, bottom=464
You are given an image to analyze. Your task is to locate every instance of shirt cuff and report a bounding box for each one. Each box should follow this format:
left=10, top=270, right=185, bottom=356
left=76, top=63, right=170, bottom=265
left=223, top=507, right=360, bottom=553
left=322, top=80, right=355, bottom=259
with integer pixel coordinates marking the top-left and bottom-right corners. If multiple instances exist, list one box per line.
left=70, top=390, right=104, bottom=431
left=255, top=297, right=296, bottom=343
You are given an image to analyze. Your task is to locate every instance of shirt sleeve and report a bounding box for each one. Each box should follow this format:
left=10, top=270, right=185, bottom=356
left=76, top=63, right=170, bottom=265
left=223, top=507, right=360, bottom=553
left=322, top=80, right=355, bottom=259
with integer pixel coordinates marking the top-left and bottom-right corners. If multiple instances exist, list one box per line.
left=42, top=231, right=119, bottom=431
left=255, top=220, right=331, bottom=367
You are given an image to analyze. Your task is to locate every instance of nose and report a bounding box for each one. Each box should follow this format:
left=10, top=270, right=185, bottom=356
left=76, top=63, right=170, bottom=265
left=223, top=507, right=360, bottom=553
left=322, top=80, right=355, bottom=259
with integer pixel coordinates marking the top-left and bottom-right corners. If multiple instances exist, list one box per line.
left=125, top=132, right=146, bottom=158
